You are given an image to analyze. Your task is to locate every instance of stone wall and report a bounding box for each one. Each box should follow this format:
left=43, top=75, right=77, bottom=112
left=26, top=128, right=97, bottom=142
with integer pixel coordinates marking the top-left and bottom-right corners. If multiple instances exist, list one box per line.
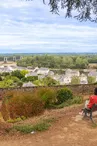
left=0, top=84, right=97, bottom=98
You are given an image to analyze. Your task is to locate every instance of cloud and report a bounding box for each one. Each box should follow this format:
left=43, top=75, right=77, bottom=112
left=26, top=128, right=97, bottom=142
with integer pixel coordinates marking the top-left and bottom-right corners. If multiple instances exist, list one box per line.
left=0, top=0, right=97, bottom=53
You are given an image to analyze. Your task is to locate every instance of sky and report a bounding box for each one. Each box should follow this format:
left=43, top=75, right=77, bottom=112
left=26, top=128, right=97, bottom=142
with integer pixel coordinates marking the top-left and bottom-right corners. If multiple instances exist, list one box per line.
left=0, top=0, right=97, bottom=53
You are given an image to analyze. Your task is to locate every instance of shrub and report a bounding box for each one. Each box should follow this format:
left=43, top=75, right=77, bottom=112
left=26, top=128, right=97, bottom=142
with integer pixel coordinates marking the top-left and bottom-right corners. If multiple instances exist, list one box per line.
left=37, top=88, right=56, bottom=108
left=7, top=117, right=22, bottom=123
left=56, top=87, right=73, bottom=104
left=7, top=116, right=27, bottom=123
left=1, top=90, right=45, bottom=120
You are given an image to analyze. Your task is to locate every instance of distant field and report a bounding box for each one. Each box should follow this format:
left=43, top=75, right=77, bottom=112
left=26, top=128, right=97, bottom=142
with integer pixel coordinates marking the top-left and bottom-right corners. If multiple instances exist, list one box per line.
left=0, top=61, right=16, bottom=66
left=89, top=63, right=97, bottom=68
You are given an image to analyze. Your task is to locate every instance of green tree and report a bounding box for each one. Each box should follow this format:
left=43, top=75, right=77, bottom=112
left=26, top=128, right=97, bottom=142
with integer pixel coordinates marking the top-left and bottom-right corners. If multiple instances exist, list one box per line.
left=75, top=57, right=88, bottom=69
left=22, top=76, right=38, bottom=82
left=45, top=0, right=97, bottom=22
left=33, top=80, right=44, bottom=86
left=71, top=76, right=80, bottom=84
left=11, top=70, right=24, bottom=79
left=20, top=70, right=29, bottom=77
left=0, top=75, right=22, bottom=88
left=87, top=76, right=96, bottom=84
left=0, top=79, right=14, bottom=88
left=43, top=77, right=59, bottom=86
left=23, top=0, right=97, bottom=22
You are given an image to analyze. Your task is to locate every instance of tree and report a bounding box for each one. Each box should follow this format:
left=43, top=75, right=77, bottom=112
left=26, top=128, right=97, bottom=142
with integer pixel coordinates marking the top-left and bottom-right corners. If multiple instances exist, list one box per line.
left=75, top=57, right=88, bottom=69
left=22, top=76, right=38, bottom=82
left=71, top=76, right=80, bottom=84
left=43, top=77, right=59, bottom=86
left=20, top=70, right=29, bottom=77
left=11, top=70, right=24, bottom=79
left=27, top=0, right=97, bottom=22
left=88, top=76, right=96, bottom=84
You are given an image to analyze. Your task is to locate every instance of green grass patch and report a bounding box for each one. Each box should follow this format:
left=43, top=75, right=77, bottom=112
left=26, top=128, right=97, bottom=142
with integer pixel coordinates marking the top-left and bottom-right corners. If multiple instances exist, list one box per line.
left=9, top=117, right=56, bottom=134
left=91, top=123, right=97, bottom=128
left=48, top=96, right=83, bottom=109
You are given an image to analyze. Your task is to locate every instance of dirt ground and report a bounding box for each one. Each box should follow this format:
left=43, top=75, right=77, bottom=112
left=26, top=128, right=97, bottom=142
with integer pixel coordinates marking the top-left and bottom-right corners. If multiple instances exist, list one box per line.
left=0, top=104, right=97, bottom=146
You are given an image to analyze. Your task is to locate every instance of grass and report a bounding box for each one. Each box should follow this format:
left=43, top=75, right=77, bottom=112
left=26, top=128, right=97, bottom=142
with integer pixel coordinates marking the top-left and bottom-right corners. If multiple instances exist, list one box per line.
left=48, top=96, right=83, bottom=109
left=91, top=123, right=97, bottom=128
left=8, top=117, right=56, bottom=134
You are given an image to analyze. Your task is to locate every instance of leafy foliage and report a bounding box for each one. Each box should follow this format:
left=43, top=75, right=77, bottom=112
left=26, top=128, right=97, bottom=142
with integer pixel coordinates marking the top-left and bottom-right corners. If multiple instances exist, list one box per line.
left=56, top=87, right=73, bottom=104
left=1, top=87, right=83, bottom=121
left=43, top=0, right=97, bottom=22
left=0, top=76, right=23, bottom=88
left=24, top=0, right=97, bottom=22
left=71, top=76, right=80, bottom=84
left=17, top=55, right=89, bottom=69
left=11, top=70, right=24, bottom=79
left=38, top=88, right=56, bottom=107
left=22, top=76, right=38, bottom=82
left=42, top=77, right=59, bottom=86
left=20, top=70, right=29, bottom=76
left=88, top=76, right=96, bottom=84
left=1, top=90, right=45, bottom=120
left=11, top=118, right=55, bottom=133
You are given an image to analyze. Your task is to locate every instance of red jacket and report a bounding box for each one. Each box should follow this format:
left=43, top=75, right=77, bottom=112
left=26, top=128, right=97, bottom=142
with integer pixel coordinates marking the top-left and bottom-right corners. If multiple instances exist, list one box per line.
left=87, top=95, right=97, bottom=109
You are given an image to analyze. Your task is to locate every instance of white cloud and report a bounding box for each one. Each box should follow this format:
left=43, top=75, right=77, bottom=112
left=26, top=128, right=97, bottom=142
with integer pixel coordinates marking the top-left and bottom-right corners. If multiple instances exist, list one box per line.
left=0, top=0, right=97, bottom=53
left=0, top=0, right=32, bottom=8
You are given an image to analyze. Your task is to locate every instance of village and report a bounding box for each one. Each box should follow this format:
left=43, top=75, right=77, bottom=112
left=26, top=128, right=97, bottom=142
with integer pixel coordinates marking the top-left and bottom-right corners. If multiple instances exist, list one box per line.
left=0, top=63, right=97, bottom=87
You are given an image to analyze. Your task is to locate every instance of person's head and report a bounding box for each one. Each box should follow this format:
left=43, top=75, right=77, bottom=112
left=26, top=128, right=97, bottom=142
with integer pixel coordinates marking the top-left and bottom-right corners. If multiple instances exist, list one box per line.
left=94, top=87, right=97, bottom=95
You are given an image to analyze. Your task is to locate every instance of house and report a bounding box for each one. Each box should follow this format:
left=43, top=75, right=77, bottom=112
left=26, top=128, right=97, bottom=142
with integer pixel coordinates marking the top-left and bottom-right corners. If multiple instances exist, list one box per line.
left=65, top=69, right=80, bottom=77
left=59, top=75, right=71, bottom=85
left=25, top=72, right=38, bottom=77
left=38, top=74, right=46, bottom=80
left=37, top=68, right=50, bottom=75
left=88, top=71, right=97, bottom=77
left=48, top=71, right=54, bottom=77
left=16, top=66, right=27, bottom=71
left=52, top=74, right=60, bottom=81
left=33, top=67, right=39, bottom=72
left=0, top=66, right=14, bottom=73
left=80, top=74, right=88, bottom=84
left=22, top=82, right=36, bottom=87
left=53, top=74, right=71, bottom=85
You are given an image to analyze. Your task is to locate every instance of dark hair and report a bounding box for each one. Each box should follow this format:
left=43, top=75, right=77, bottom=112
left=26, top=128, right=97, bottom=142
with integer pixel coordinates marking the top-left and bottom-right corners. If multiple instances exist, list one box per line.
left=94, top=87, right=97, bottom=95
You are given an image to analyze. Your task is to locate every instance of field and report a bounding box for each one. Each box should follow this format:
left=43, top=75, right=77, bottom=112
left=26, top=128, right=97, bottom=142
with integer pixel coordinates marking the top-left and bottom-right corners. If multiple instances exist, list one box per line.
left=0, top=61, right=16, bottom=66
left=89, top=63, right=97, bottom=68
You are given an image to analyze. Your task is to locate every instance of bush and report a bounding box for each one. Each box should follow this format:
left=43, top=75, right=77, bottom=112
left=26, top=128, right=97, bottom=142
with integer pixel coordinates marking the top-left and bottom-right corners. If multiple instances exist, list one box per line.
left=7, top=117, right=22, bottom=123
left=37, top=88, right=56, bottom=108
left=1, top=90, right=45, bottom=120
left=7, top=116, right=27, bottom=123
left=56, top=87, right=73, bottom=104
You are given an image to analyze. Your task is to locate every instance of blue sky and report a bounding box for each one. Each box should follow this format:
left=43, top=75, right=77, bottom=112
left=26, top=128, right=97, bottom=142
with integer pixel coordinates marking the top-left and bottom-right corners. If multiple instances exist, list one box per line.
left=0, top=0, right=97, bottom=53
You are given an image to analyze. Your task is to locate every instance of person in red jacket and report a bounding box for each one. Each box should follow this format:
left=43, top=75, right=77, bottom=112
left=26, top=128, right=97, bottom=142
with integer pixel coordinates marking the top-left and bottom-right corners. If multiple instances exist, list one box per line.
left=79, top=87, right=97, bottom=115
